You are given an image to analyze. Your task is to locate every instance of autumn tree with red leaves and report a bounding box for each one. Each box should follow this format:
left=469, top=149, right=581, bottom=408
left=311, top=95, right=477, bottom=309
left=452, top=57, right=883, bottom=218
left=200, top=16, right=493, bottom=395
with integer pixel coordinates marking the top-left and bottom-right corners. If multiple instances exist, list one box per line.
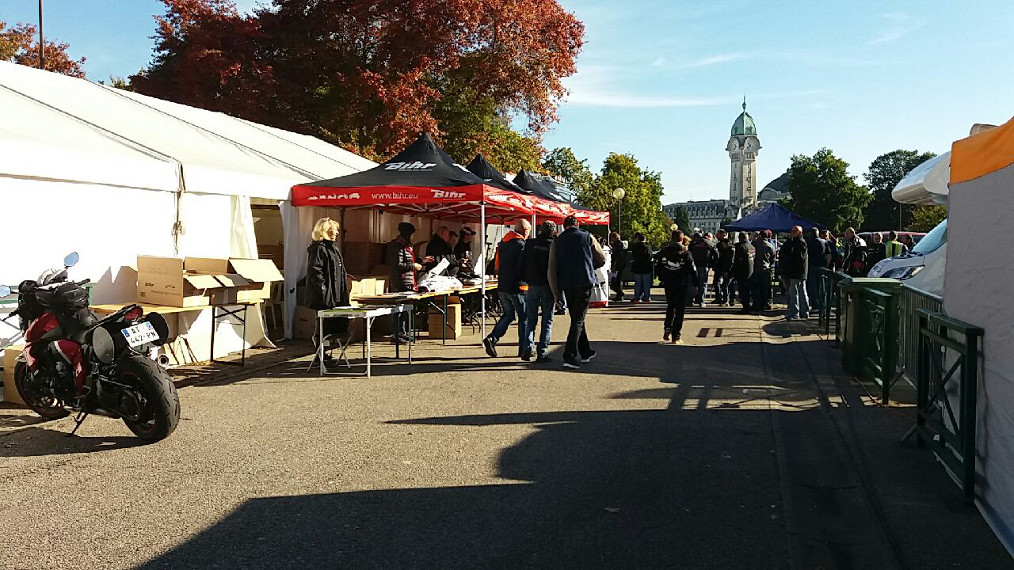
left=134, top=0, right=583, bottom=165
left=0, top=20, right=86, bottom=77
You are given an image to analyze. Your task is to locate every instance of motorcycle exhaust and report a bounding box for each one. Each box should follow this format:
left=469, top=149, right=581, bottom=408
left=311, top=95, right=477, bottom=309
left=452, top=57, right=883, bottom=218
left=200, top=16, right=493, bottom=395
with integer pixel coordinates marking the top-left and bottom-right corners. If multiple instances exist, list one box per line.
left=156, top=354, right=170, bottom=367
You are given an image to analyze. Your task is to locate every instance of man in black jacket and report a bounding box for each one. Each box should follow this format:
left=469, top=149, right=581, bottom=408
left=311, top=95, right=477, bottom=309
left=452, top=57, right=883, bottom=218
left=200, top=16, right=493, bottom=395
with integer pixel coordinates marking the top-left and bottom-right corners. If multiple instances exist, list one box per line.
left=385, top=222, right=432, bottom=342
left=689, top=233, right=718, bottom=306
left=751, top=230, right=776, bottom=313
left=549, top=215, right=607, bottom=370
left=483, top=219, right=531, bottom=359
left=732, top=232, right=755, bottom=313
left=780, top=225, right=809, bottom=319
left=608, top=232, right=627, bottom=302
left=522, top=221, right=558, bottom=362
left=656, top=229, right=698, bottom=343
left=712, top=229, right=735, bottom=305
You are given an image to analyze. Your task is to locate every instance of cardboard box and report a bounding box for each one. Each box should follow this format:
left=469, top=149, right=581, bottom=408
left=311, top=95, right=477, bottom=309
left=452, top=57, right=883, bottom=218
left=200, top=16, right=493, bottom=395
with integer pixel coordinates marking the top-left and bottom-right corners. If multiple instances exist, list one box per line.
left=229, top=258, right=283, bottom=302
left=293, top=305, right=318, bottom=340
left=137, top=256, right=283, bottom=307
left=428, top=302, right=462, bottom=339
left=137, top=256, right=223, bottom=307
left=2, top=345, right=26, bottom=405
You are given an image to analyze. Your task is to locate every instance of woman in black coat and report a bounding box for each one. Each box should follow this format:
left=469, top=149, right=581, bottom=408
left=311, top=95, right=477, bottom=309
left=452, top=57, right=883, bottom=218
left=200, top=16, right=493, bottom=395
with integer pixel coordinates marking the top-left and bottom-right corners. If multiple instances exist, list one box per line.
left=305, top=217, right=349, bottom=345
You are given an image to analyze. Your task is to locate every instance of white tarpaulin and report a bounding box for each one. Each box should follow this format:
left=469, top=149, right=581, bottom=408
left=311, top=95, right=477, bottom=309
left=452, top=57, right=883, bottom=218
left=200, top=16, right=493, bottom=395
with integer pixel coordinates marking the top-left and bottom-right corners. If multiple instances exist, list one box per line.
left=0, top=61, right=374, bottom=370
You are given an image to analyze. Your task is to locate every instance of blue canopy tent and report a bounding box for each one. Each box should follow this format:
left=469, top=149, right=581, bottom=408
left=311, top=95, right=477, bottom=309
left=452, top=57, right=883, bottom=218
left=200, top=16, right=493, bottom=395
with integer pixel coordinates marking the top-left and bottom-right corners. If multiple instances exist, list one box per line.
left=725, top=203, right=823, bottom=232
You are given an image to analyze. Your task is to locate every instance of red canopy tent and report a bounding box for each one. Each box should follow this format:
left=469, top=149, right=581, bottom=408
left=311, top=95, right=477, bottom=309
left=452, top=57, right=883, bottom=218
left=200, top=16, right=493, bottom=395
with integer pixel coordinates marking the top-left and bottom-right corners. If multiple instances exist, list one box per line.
left=290, top=134, right=539, bottom=340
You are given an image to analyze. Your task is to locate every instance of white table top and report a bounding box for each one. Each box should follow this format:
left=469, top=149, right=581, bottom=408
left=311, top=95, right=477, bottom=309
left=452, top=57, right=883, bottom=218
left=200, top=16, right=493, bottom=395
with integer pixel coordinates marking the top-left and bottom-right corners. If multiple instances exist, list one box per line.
left=317, top=304, right=413, bottom=318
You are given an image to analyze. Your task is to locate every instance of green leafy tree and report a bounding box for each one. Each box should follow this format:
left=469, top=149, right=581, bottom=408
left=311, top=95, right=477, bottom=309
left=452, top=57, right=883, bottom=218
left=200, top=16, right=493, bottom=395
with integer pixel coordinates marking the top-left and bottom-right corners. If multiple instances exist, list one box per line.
left=543, top=147, right=594, bottom=197
left=863, top=149, right=937, bottom=230
left=720, top=216, right=732, bottom=229
left=579, top=153, right=669, bottom=243
left=783, top=148, right=871, bottom=232
left=908, top=205, right=947, bottom=232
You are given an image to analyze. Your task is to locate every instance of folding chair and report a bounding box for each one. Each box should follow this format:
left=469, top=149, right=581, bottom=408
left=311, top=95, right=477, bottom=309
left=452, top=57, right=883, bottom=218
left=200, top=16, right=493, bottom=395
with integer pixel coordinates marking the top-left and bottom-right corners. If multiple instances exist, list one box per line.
left=306, top=331, right=354, bottom=373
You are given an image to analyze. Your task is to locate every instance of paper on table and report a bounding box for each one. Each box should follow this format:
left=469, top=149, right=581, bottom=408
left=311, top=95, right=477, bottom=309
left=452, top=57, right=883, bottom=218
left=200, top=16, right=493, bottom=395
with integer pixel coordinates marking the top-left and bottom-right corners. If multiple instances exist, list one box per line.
left=419, top=258, right=450, bottom=282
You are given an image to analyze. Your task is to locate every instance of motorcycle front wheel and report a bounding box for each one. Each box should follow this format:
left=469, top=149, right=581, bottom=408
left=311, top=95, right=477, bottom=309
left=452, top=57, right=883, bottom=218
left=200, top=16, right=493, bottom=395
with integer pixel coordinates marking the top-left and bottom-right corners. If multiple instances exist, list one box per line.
left=116, top=355, right=180, bottom=441
left=14, top=362, right=70, bottom=420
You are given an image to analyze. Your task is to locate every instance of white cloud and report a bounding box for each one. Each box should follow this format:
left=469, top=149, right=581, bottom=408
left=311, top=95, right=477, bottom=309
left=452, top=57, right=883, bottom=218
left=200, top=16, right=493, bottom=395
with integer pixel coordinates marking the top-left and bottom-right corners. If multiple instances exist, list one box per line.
left=679, top=53, right=745, bottom=68
left=651, top=57, right=667, bottom=67
left=868, top=12, right=925, bottom=45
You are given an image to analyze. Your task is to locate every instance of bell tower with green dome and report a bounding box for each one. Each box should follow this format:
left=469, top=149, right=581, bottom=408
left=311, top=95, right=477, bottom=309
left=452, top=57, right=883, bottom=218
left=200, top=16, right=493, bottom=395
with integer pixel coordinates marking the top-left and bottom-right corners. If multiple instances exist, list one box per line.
left=726, top=97, right=761, bottom=212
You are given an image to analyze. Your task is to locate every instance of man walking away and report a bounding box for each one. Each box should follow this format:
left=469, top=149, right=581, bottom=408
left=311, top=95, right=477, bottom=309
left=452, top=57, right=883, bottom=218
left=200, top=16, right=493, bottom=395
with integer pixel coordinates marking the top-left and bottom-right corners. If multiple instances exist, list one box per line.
left=752, top=231, right=775, bottom=313
left=608, top=232, right=627, bottom=302
left=483, top=219, right=531, bottom=359
left=733, top=232, right=755, bottom=313
left=689, top=232, right=718, bottom=306
left=885, top=230, right=908, bottom=258
left=656, top=230, right=698, bottom=343
left=781, top=225, right=809, bottom=319
left=549, top=215, right=606, bottom=369
left=522, top=221, right=558, bottom=363
left=805, top=227, right=831, bottom=316
left=629, top=232, right=654, bottom=303
left=713, top=229, right=735, bottom=305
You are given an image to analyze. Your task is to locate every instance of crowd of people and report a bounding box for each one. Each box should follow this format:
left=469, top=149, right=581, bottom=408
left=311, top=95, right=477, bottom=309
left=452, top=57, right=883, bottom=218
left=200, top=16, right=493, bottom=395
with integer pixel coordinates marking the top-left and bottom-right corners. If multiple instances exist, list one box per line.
left=306, top=214, right=918, bottom=370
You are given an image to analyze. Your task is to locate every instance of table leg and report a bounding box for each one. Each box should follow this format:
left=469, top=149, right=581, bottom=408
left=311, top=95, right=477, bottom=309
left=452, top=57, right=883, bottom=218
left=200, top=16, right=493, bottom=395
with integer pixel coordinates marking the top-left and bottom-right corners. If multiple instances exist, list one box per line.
left=210, top=306, right=217, bottom=363
left=319, top=312, right=325, bottom=375
left=241, top=305, right=247, bottom=366
left=442, top=294, right=447, bottom=345
left=408, top=308, right=413, bottom=364
left=368, top=315, right=375, bottom=377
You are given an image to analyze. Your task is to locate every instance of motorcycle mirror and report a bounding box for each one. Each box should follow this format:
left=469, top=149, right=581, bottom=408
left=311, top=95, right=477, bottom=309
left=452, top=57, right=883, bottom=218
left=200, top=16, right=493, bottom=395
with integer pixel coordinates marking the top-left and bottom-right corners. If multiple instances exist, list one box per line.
left=0, top=285, right=10, bottom=297
left=64, top=252, right=80, bottom=268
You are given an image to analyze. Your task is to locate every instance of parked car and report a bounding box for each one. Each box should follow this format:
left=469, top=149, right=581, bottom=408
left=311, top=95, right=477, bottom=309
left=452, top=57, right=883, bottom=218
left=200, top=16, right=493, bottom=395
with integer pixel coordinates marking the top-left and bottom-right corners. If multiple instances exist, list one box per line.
left=867, top=219, right=947, bottom=296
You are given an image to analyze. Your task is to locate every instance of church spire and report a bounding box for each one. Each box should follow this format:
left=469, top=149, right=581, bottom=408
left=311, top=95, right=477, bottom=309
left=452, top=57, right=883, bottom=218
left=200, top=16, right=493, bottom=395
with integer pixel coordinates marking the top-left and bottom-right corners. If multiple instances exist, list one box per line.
left=742, top=96, right=747, bottom=111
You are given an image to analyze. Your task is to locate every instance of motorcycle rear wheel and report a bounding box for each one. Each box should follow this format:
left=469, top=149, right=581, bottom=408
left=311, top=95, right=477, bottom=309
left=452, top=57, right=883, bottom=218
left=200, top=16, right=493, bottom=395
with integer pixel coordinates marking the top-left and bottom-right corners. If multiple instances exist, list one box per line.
left=14, top=361, right=70, bottom=420
left=117, top=355, right=180, bottom=441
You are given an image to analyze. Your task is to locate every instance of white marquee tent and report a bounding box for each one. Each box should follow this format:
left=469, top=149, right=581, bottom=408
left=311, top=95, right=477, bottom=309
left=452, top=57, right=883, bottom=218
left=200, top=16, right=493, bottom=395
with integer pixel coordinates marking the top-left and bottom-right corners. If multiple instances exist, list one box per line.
left=0, top=61, right=375, bottom=362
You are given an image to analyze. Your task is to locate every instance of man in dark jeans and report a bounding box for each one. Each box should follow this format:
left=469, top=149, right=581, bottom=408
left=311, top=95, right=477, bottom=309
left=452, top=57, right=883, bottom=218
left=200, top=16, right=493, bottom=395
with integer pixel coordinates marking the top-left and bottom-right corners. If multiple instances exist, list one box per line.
left=656, top=229, right=698, bottom=343
left=752, top=230, right=775, bottom=313
left=549, top=215, right=606, bottom=370
left=483, top=219, right=531, bottom=359
left=712, top=229, right=735, bottom=305
left=733, top=231, right=754, bottom=313
left=779, top=225, right=809, bottom=319
left=806, top=227, right=831, bottom=315
left=522, top=221, right=558, bottom=363
left=689, top=232, right=718, bottom=306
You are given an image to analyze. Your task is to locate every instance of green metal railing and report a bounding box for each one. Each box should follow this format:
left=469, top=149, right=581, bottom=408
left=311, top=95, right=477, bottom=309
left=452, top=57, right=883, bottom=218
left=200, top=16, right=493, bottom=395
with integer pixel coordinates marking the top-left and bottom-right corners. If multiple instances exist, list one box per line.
left=856, top=288, right=899, bottom=404
left=914, top=310, right=983, bottom=501
left=895, top=285, right=943, bottom=387
left=817, top=268, right=846, bottom=339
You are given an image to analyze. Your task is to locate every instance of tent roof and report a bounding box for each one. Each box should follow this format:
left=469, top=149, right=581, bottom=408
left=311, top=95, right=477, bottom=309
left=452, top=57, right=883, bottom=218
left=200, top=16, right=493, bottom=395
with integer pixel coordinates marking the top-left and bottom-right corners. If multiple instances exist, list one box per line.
left=0, top=61, right=374, bottom=199
left=466, top=154, right=528, bottom=194
left=291, top=134, right=535, bottom=221
left=725, top=203, right=823, bottom=232
left=951, top=117, right=1014, bottom=184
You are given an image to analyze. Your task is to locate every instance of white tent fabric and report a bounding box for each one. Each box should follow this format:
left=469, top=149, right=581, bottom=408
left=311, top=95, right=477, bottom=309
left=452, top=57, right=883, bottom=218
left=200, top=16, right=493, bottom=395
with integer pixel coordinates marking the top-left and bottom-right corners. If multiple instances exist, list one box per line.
left=892, top=152, right=950, bottom=206
left=0, top=62, right=374, bottom=367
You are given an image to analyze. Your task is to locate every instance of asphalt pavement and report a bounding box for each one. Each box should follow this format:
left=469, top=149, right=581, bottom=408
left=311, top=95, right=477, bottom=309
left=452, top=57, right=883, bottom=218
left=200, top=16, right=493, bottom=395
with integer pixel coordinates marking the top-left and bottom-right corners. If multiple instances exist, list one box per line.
left=1, top=294, right=1010, bottom=569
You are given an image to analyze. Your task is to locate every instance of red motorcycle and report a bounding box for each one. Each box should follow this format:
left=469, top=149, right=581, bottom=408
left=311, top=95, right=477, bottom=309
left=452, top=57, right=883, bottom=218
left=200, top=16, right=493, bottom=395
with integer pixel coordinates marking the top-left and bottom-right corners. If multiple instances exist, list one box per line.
left=0, top=253, right=180, bottom=441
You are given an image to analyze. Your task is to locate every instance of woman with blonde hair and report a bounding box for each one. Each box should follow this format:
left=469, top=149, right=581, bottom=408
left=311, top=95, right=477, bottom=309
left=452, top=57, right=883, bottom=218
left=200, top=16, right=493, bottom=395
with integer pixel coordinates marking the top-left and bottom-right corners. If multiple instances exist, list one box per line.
left=305, top=218, right=348, bottom=354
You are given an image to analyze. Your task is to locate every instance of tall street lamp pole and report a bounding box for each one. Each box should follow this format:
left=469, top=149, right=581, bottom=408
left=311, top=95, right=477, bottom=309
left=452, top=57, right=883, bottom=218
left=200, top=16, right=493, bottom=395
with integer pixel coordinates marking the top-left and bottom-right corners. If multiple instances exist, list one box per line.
left=38, top=0, right=45, bottom=70
left=612, top=187, right=625, bottom=236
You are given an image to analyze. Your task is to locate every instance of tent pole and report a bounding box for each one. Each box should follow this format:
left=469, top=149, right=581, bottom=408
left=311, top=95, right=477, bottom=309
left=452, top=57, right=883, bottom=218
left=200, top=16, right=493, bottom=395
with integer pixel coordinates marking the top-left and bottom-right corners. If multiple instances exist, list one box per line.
left=480, top=203, right=487, bottom=343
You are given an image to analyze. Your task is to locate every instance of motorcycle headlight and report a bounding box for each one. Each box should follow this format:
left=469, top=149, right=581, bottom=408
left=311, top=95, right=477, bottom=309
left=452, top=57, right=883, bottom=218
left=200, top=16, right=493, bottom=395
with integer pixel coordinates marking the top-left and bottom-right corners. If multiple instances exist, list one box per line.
left=882, top=265, right=924, bottom=279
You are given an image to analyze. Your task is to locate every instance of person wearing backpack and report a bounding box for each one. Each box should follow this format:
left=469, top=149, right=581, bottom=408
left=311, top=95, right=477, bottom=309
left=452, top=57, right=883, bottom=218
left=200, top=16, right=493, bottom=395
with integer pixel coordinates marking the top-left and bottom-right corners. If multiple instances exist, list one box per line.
left=780, top=225, right=809, bottom=320
left=655, top=229, right=698, bottom=344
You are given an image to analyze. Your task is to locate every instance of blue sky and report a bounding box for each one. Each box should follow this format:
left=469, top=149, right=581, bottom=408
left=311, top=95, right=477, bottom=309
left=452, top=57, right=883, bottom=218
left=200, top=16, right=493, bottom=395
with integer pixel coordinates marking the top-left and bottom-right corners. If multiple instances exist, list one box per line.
left=3, top=0, right=1013, bottom=203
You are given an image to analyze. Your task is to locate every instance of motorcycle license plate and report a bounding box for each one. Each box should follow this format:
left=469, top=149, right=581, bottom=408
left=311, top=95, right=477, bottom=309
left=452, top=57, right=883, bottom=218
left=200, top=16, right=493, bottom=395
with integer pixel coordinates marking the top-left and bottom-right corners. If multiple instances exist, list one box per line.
left=122, top=321, right=159, bottom=347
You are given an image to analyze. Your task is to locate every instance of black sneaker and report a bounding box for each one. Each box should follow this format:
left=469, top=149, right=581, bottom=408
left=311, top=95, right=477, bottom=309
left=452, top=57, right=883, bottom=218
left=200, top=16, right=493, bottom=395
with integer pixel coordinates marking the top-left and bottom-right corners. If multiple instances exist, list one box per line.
left=563, top=358, right=581, bottom=370
left=581, top=350, right=597, bottom=363
left=536, top=352, right=553, bottom=363
left=483, top=336, right=498, bottom=357
left=520, top=349, right=532, bottom=362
